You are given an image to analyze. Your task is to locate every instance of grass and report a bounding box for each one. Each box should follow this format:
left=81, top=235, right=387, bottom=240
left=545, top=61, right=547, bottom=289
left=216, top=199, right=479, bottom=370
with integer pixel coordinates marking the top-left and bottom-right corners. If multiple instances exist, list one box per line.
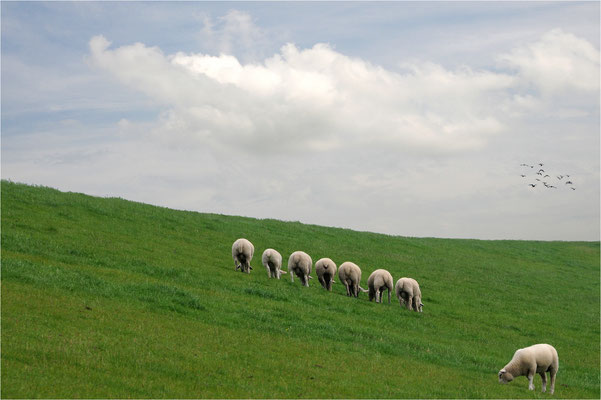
left=1, top=180, right=599, bottom=398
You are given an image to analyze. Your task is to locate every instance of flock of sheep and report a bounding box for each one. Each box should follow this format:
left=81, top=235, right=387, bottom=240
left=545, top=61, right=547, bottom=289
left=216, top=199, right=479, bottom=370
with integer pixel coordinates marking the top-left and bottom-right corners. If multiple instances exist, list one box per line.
left=231, top=237, right=559, bottom=395
left=232, top=238, right=422, bottom=311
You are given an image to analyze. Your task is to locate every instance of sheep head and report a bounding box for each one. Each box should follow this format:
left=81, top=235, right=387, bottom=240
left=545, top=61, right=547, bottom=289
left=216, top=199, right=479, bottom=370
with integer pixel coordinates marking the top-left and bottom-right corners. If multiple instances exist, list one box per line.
left=498, top=369, right=513, bottom=383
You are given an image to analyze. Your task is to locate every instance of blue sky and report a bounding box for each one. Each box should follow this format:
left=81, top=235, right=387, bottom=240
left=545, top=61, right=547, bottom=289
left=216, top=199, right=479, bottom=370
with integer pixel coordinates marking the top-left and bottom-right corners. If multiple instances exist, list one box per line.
left=2, top=1, right=599, bottom=240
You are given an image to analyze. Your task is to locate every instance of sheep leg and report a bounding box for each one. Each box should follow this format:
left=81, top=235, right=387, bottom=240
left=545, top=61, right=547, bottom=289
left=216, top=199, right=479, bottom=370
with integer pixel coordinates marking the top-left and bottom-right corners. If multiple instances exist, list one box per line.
left=398, top=296, right=404, bottom=307
left=353, top=283, right=359, bottom=297
left=290, top=269, right=295, bottom=282
left=527, top=371, right=535, bottom=391
left=303, top=274, right=310, bottom=287
left=318, top=276, right=326, bottom=289
left=407, top=295, right=413, bottom=311
left=549, top=368, right=557, bottom=394
left=326, top=278, right=333, bottom=291
left=387, top=288, right=391, bottom=304
left=539, top=372, right=547, bottom=393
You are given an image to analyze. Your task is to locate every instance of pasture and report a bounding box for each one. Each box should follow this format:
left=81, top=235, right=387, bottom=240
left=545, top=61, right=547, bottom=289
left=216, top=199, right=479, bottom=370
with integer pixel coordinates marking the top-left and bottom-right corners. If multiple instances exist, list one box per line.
left=1, top=181, right=599, bottom=398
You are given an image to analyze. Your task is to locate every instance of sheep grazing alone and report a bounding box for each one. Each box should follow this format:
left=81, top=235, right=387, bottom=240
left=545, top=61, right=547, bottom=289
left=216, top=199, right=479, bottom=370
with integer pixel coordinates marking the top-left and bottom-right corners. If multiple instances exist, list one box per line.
left=232, top=238, right=254, bottom=273
left=315, top=258, right=337, bottom=291
left=262, top=248, right=286, bottom=279
left=498, top=343, right=559, bottom=394
left=395, top=277, right=423, bottom=312
left=367, top=269, right=394, bottom=304
left=288, top=251, right=313, bottom=287
left=338, top=262, right=368, bottom=297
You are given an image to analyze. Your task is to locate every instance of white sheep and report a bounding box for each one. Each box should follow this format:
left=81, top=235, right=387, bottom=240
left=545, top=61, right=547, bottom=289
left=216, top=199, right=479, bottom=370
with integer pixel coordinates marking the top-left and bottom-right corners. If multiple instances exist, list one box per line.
left=498, top=343, right=559, bottom=394
left=262, top=248, right=287, bottom=279
left=338, top=262, right=368, bottom=297
left=367, top=269, right=394, bottom=304
left=315, top=258, right=337, bottom=291
left=288, top=251, right=312, bottom=287
left=232, top=238, right=254, bottom=273
left=395, top=277, right=423, bottom=312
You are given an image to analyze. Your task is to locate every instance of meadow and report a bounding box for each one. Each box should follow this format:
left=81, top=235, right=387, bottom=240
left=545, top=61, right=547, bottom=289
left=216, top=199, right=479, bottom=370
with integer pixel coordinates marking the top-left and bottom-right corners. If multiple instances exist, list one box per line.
left=1, top=180, right=599, bottom=398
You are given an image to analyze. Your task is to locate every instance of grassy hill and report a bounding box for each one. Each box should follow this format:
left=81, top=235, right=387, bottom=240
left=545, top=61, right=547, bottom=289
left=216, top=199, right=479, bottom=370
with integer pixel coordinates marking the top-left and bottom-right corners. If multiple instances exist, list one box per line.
left=1, top=180, right=599, bottom=398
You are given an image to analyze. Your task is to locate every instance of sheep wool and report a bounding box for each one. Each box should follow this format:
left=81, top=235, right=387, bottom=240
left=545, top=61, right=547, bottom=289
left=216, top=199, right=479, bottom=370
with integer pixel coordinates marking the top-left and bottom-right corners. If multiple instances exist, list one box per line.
left=338, top=262, right=368, bottom=298
left=498, top=343, right=559, bottom=394
left=395, top=277, right=423, bottom=312
left=232, top=238, right=254, bottom=274
left=367, top=269, right=394, bottom=304
left=262, top=248, right=286, bottom=279
left=315, top=258, right=337, bottom=291
left=288, top=251, right=313, bottom=287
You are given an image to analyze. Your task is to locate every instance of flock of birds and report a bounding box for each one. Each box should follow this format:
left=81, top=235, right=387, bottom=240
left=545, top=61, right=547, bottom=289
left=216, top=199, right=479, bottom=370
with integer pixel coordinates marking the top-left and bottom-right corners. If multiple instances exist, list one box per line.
left=520, top=163, right=576, bottom=191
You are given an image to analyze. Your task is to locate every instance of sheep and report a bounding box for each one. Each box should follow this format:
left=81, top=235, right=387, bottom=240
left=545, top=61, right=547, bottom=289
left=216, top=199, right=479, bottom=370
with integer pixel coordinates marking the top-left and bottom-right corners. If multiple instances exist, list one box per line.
left=498, top=343, right=559, bottom=394
left=288, top=251, right=312, bottom=287
left=395, top=277, right=423, bottom=312
left=367, top=269, right=394, bottom=304
left=261, top=248, right=287, bottom=279
left=338, top=262, right=368, bottom=297
left=315, top=258, right=337, bottom=291
left=232, top=238, right=254, bottom=273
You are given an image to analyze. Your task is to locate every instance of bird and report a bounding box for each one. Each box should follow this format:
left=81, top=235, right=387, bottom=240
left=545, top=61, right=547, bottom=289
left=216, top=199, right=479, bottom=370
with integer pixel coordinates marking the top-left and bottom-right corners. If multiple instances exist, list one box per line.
left=571, top=187, right=576, bottom=190
left=544, top=174, right=550, bottom=178
left=520, top=174, right=526, bottom=177
left=538, top=169, right=545, bottom=173
left=557, top=175, right=564, bottom=180
left=528, top=184, right=537, bottom=187
left=538, top=163, right=544, bottom=167
left=565, top=181, right=573, bottom=185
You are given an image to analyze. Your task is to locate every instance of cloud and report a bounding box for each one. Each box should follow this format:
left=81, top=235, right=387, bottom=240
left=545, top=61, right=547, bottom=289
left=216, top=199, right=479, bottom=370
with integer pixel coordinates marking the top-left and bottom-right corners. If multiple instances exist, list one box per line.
left=198, top=9, right=266, bottom=61
left=89, top=34, right=541, bottom=156
left=498, top=28, right=600, bottom=97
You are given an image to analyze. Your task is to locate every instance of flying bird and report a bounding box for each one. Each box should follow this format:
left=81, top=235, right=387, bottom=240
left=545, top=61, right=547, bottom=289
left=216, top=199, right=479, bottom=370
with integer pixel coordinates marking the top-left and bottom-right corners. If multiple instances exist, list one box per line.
left=565, top=181, right=573, bottom=185
left=520, top=174, right=526, bottom=177
left=528, top=184, right=537, bottom=187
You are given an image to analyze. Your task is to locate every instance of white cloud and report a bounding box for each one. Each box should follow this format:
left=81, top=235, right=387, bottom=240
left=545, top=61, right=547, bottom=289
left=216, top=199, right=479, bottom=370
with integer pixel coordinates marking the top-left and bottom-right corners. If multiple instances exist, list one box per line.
left=498, top=28, right=600, bottom=96
left=198, top=9, right=266, bottom=61
left=89, top=34, right=537, bottom=156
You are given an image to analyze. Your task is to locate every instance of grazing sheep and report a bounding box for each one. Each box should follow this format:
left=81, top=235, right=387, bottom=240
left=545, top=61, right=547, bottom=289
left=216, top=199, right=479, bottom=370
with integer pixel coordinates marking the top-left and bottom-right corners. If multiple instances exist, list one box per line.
left=232, top=238, right=254, bottom=273
left=367, top=269, right=394, bottom=304
left=338, top=262, right=368, bottom=297
left=288, top=251, right=313, bottom=287
left=395, top=277, right=423, bottom=312
left=315, top=258, right=337, bottom=291
left=262, top=248, right=286, bottom=279
left=498, top=344, right=559, bottom=394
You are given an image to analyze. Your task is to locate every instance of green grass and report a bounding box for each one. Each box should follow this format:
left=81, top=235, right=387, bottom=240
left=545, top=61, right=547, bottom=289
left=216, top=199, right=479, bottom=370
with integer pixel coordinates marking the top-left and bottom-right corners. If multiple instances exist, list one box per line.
left=1, top=180, right=599, bottom=398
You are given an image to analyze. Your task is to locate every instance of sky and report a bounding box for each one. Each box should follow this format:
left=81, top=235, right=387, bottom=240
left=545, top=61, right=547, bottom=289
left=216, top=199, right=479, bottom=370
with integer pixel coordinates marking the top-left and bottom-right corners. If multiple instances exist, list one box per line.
left=2, top=1, right=599, bottom=241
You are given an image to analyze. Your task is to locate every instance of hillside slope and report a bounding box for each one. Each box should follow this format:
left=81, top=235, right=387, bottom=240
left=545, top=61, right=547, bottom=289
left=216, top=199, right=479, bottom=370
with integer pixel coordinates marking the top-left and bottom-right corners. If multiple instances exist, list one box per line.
left=1, top=181, right=599, bottom=398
